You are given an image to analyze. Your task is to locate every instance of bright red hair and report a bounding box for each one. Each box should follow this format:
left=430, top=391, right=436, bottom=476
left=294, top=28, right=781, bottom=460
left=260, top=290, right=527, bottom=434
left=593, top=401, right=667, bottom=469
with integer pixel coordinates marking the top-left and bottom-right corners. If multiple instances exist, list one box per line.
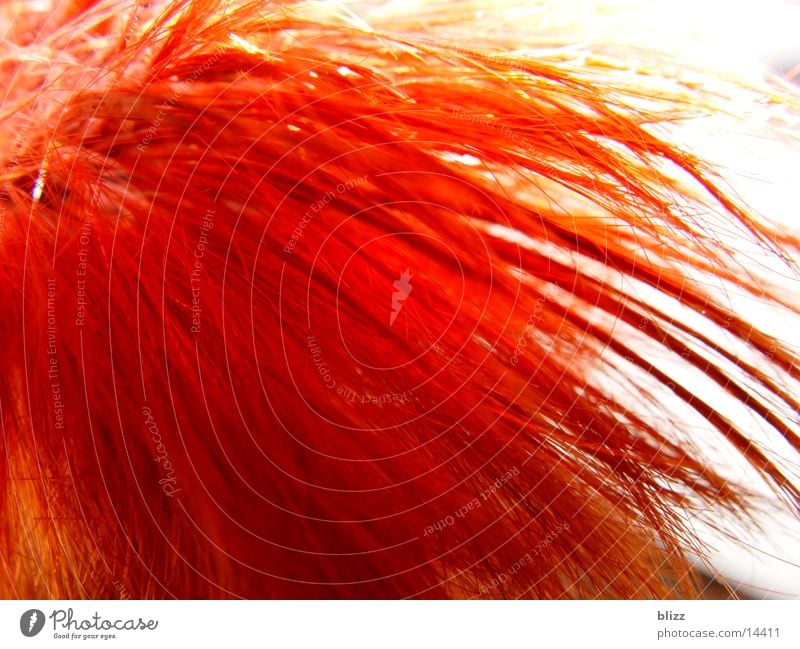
left=1, top=0, right=799, bottom=599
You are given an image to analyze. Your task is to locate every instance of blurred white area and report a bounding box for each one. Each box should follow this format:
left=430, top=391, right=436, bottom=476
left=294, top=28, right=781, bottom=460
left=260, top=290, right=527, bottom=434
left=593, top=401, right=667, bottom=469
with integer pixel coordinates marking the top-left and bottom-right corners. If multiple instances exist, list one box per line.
left=547, top=2, right=800, bottom=598
left=541, top=2, right=800, bottom=599
left=327, top=0, right=800, bottom=78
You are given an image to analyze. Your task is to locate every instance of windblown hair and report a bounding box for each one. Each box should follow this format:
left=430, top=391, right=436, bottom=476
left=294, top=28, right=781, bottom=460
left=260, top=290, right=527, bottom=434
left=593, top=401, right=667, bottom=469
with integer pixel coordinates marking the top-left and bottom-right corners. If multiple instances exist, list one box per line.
left=1, top=0, right=799, bottom=599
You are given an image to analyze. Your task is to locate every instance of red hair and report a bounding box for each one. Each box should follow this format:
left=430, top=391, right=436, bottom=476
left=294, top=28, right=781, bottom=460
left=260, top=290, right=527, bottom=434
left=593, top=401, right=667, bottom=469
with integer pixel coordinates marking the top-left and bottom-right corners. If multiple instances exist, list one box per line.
left=1, top=0, right=799, bottom=598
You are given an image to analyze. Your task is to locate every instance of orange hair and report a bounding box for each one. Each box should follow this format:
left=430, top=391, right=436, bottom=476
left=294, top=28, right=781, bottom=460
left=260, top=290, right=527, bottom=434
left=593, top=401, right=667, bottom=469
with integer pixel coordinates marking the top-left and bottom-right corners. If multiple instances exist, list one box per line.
left=1, top=0, right=799, bottom=598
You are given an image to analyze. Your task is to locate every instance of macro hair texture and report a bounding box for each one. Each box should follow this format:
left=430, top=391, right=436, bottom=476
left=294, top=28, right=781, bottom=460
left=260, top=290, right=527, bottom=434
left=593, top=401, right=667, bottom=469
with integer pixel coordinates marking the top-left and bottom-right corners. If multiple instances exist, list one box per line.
left=1, top=0, right=800, bottom=599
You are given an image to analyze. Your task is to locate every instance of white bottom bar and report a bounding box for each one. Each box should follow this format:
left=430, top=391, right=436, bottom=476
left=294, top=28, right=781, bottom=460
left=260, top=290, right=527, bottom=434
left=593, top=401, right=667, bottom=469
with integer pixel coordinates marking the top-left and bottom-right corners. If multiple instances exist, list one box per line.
left=1, top=600, right=799, bottom=648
